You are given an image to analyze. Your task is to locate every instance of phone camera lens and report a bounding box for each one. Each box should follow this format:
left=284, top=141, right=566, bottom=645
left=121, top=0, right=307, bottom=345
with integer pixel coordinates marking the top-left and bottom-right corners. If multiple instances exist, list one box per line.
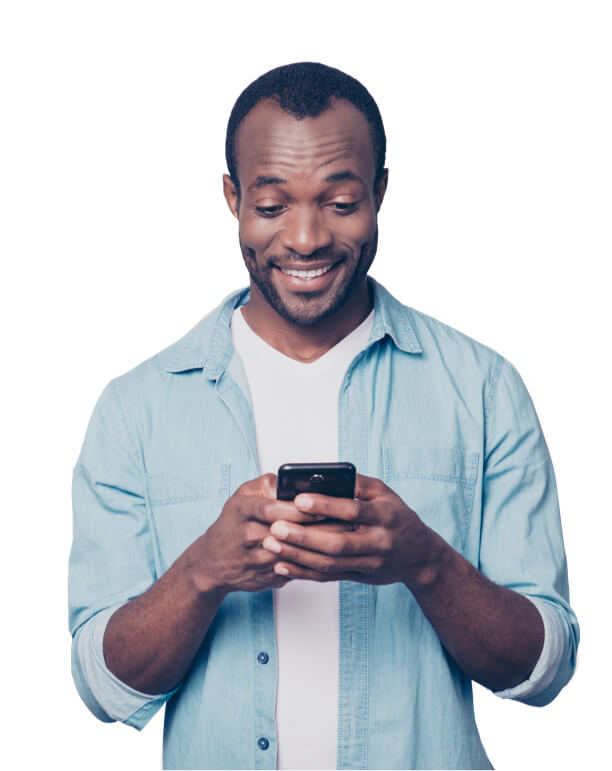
left=309, top=473, right=325, bottom=485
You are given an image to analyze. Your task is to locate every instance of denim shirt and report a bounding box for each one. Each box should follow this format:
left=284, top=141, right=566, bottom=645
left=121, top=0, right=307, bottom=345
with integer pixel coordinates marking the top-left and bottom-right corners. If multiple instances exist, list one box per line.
left=68, top=278, right=579, bottom=770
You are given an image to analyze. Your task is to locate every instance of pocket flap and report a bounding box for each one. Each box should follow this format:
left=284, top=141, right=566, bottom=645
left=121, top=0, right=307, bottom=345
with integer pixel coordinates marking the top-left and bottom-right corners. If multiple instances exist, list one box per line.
left=146, top=465, right=230, bottom=504
left=383, top=446, right=479, bottom=487
left=382, top=446, right=480, bottom=551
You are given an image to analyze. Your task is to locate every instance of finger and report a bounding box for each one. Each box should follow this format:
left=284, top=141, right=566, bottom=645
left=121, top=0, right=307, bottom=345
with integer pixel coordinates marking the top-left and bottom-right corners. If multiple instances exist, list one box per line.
left=293, top=493, right=378, bottom=525
left=247, top=497, right=327, bottom=525
left=243, top=519, right=343, bottom=550
left=244, top=520, right=279, bottom=549
left=265, top=521, right=382, bottom=556
left=268, top=545, right=382, bottom=575
left=274, top=562, right=374, bottom=583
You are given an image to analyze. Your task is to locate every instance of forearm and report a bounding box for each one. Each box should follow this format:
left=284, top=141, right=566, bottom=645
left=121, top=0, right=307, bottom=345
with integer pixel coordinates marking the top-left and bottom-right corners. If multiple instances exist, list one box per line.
left=103, top=538, right=227, bottom=695
left=405, top=527, right=544, bottom=691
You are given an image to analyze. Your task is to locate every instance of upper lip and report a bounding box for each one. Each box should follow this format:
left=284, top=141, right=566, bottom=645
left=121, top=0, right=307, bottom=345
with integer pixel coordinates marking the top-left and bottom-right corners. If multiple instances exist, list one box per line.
left=275, top=260, right=341, bottom=271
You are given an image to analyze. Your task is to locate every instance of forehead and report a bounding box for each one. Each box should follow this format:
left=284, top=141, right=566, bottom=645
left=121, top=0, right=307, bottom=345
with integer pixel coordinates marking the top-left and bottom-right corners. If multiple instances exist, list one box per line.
left=234, top=98, right=376, bottom=187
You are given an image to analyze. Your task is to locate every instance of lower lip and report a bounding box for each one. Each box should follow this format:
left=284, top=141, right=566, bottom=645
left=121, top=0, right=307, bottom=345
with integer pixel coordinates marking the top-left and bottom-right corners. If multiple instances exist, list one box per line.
left=274, top=261, right=342, bottom=292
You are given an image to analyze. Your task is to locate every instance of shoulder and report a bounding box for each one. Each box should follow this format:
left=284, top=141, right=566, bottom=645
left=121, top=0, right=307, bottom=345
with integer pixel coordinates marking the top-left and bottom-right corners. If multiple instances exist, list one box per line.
left=108, top=287, right=247, bottom=405
left=373, top=278, right=501, bottom=363
left=396, top=298, right=512, bottom=392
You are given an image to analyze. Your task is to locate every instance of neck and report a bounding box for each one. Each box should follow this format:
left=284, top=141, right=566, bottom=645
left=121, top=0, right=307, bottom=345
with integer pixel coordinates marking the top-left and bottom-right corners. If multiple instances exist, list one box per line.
left=241, top=278, right=373, bottom=363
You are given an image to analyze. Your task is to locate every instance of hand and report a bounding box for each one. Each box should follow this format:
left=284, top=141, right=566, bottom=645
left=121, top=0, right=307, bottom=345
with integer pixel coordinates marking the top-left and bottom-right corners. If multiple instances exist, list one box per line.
left=261, top=473, right=434, bottom=584
left=190, top=473, right=346, bottom=595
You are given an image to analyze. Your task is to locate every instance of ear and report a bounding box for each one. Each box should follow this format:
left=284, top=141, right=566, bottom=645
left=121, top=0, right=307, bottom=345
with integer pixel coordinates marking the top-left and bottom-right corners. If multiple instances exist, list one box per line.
left=374, top=169, right=389, bottom=212
left=223, top=174, right=240, bottom=220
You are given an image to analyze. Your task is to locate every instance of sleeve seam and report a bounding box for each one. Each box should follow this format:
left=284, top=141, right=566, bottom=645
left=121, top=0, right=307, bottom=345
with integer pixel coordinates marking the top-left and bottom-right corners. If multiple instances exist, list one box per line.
left=108, top=377, right=162, bottom=584
left=484, top=353, right=506, bottom=425
left=109, top=378, right=145, bottom=477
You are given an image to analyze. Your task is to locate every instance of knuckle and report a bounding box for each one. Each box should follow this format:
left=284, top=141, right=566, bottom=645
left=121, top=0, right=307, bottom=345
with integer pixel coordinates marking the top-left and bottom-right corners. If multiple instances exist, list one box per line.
left=236, top=478, right=256, bottom=495
left=237, top=490, right=257, bottom=513
left=261, top=501, right=275, bottom=520
left=296, top=510, right=317, bottom=523
left=226, top=496, right=246, bottom=522
left=378, top=528, right=393, bottom=553
left=236, top=473, right=277, bottom=498
left=261, top=473, right=278, bottom=497
left=244, top=522, right=263, bottom=547
left=257, top=547, right=275, bottom=565
left=320, top=557, right=334, bottom=575
left=375, top=477, right=388, bottom=493
left=330, top=534, right=345, bottom=555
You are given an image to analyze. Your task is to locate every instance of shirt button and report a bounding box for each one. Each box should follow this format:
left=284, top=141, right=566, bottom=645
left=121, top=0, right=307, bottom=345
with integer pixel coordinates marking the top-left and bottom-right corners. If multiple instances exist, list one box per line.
left=257, top=652, right=269, bottom=664
left=258, top=737, right=269, bottom=750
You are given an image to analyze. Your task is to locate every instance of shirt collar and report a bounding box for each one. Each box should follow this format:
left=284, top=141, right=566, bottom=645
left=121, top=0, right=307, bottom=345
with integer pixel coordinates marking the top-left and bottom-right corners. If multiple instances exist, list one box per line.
left=165, top=277, right=422, bottom=378
left=367, top=277, right=423, bottom=355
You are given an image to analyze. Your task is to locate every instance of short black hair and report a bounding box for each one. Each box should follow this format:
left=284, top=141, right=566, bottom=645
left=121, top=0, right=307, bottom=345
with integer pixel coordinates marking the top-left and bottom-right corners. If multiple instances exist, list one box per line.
left=225, top=62, right=386, bottom=196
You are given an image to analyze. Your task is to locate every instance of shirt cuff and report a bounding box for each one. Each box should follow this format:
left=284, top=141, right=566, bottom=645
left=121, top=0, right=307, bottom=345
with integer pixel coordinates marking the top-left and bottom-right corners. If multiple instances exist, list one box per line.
left=494, top=595, right=565, bottom=701
left=76, top=603, right=176, bottom=723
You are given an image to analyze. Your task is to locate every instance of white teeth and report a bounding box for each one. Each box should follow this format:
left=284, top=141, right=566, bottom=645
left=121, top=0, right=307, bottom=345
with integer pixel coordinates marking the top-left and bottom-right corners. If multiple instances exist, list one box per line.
left=280, top=264, right=333, bottom=279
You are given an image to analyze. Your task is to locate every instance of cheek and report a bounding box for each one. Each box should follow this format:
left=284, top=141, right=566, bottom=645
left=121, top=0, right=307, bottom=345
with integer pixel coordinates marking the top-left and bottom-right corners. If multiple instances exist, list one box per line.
left=239, top=212, right=279, bottom=253
left=334, top=209, right=377, bottom=246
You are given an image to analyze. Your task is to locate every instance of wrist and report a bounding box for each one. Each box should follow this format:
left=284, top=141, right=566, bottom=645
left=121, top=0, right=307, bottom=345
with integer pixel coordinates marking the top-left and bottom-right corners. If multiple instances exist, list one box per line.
left=181, top=537, right=229, bottom=601
left=403, top=525, right=448, bottom=590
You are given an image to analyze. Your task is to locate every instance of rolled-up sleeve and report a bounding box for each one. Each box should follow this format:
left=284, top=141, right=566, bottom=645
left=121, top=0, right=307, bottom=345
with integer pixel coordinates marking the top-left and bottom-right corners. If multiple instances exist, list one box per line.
left=494, top=595, right=566, bottom=702
left=68, top=379, right=176, bottom=728
left=73, top=604, right=178, bottom=729
left=479, top=357, right=579, bottom=705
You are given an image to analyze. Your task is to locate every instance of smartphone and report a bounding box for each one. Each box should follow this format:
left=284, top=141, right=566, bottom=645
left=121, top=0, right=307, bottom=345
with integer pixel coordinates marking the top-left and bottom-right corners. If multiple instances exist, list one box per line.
left=276, top=462, right=356, bottom=501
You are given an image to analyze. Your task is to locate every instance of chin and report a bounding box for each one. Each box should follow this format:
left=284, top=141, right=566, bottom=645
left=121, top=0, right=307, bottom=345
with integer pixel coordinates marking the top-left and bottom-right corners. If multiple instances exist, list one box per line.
left=271, top=275, right=363, bottom=327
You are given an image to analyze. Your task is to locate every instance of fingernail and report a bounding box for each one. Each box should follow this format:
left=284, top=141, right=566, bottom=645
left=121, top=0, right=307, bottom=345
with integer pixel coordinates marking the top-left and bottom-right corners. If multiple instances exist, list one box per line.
left=271, top=522, right=289, bottom=539
left=263, top=537, right=282, bottom=553
left=295, top=495, right=313, bottom=510
left=275, top=565, right=290, bottom=575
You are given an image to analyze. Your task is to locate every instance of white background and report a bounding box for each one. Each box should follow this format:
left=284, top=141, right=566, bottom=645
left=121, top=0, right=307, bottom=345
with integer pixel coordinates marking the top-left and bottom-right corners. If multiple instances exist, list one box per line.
left=1, top=1, right=610, bottom=768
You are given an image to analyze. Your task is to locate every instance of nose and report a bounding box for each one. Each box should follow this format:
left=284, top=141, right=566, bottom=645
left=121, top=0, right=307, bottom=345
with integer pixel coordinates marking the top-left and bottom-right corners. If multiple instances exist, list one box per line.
left=279, top=206, right=333, bottom=256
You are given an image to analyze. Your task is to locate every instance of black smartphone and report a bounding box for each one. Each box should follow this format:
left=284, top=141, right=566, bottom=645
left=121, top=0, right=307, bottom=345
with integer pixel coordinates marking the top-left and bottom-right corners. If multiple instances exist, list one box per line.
left=276, top=462, right=356, bottom=501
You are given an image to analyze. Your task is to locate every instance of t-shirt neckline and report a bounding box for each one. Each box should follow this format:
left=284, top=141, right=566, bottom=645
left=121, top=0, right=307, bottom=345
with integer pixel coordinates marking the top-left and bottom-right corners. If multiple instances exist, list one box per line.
left=231, top=304, right=375, bottom=374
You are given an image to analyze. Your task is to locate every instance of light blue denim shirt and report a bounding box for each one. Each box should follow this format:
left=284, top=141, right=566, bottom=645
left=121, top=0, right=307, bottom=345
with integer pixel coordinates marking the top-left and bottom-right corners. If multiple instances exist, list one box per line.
left=69, top=278, right=579, bottom=770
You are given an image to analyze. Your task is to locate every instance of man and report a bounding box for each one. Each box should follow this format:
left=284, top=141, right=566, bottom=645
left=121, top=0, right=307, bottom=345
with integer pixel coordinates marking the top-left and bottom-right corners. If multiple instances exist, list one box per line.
left=69, top=62, right=579, bottom=770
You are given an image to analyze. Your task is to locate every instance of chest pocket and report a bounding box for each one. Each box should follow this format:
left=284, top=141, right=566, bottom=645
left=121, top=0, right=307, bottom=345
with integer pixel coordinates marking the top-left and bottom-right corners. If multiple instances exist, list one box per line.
left=383, top=447, right=479, bottom=552
left=146, top=464, right=230, bottom=573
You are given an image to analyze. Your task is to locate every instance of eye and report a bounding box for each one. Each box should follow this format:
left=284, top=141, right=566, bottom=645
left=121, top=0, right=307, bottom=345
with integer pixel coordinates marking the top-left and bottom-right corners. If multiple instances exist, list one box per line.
left=328, top=202, right=359, bottom=215
left=255, top=205, right=286, bottom=218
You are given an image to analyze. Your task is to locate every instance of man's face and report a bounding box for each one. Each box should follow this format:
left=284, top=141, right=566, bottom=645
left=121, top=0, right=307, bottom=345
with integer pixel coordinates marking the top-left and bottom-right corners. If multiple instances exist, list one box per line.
left=224, top=98, right=387, bottom=326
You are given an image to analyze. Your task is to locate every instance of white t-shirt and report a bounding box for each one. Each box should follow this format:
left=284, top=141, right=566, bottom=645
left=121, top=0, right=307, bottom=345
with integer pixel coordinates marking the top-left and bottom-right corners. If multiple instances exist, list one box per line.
left=231, top=305, right=375, bottom=770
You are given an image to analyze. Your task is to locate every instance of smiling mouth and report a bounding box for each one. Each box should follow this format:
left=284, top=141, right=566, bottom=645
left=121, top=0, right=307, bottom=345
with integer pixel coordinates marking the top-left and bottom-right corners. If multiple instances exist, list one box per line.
left=274, top=258, right=344, bottom=280
left=278, top=264, right=335, bottom=280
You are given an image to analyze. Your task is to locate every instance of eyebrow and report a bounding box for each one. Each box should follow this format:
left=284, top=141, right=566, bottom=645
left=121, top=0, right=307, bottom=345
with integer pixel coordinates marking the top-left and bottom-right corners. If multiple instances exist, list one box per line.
left=247, top=176, right=287, bottom=192
left=246, top=169, right=366, bottom=193
left=323, top=170, right=366, bottom=186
